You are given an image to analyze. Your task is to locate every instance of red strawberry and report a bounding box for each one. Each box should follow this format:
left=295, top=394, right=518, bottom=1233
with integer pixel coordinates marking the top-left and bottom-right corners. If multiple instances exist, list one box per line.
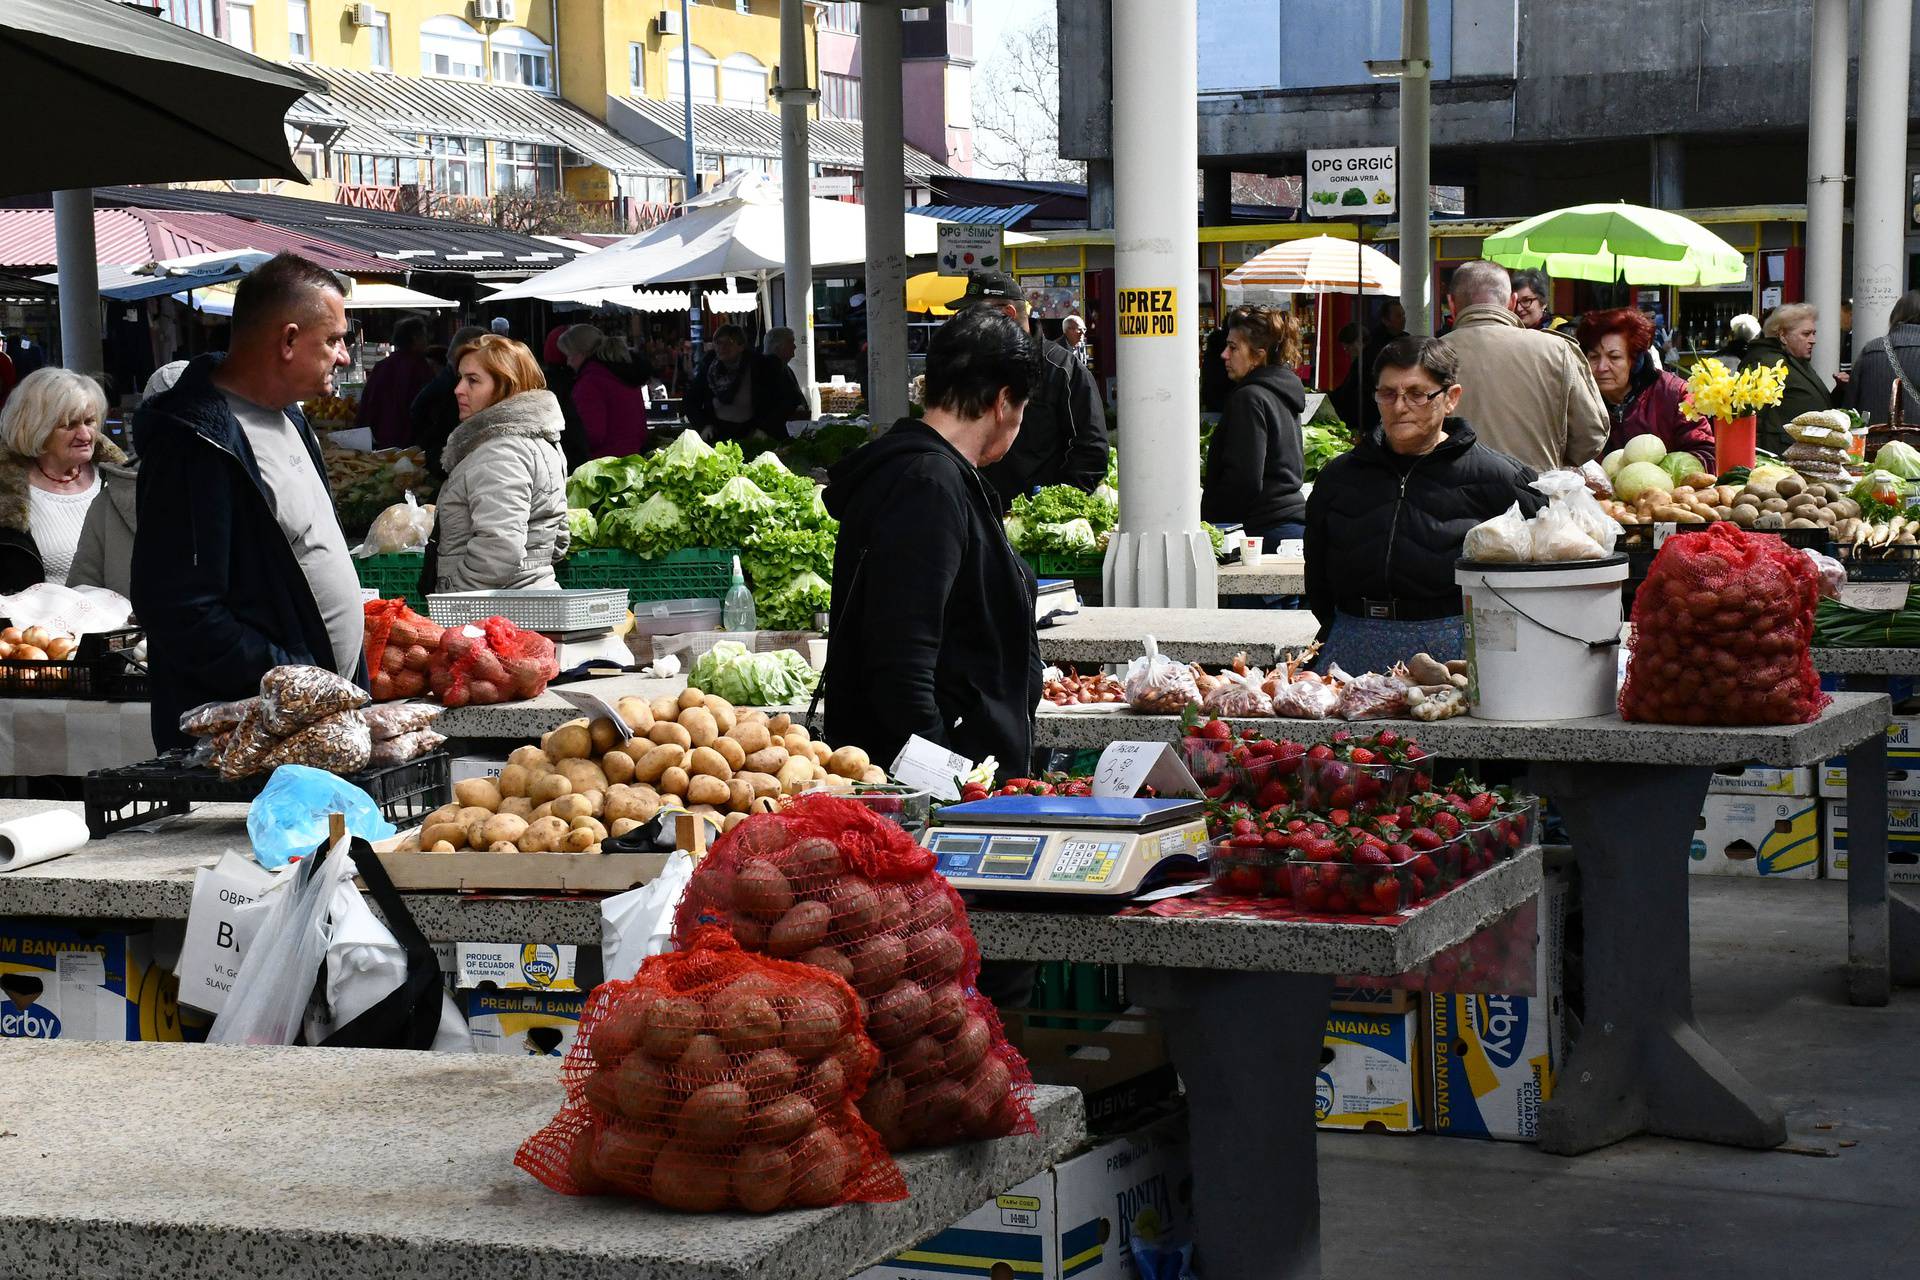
left=1432, top=812, right=1463, bottom=838
left=1200, top=719, right=1233, bottom=741
left=1263, top=829, right=1289, bottom=848
left=1372, top=878, right=1403, bottom=911
left=1219, top=867, right=1261, bottom=894
left=1307, top=743, right=1334, bottom=761
left=1354, top=846, right=1391, bottom=867
left=1297, top=883, right=1328, bottom=911
left=1301, top=838, right=1337, bottom=862
left=1328, top=808, right=1351, bottom=827
left=1350, top=747, right=1378, bottom=765
left=1375, top=729, right=1399, bottom=749
left=1407, top=828, right=1443, bottom=852
left=1411, top=853, right=1439, bottom=880
left=1232, top=818, right=1258, bottom=837
left=1466, top=793, right=1498, bottom=822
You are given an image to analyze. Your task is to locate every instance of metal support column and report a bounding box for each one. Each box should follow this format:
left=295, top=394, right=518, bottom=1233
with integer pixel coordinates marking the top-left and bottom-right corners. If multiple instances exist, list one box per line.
left=778, top=0, right=819, bottom=416
left=860, top=3, right=908, bottom=426
left=1806, top=0, right=1849, bottom=383
left=1397, top=0, right=1432, bottom=336
left=1852, top=0, right=1913, bottom=352
left=1104, top=0, right=1214, bottom=608
left=54, top=189, right=102, bottom=375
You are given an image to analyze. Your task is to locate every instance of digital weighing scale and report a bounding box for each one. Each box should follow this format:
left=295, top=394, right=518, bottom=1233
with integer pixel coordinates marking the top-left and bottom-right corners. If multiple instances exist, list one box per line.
left=924, top=796, right=1209, bottom=898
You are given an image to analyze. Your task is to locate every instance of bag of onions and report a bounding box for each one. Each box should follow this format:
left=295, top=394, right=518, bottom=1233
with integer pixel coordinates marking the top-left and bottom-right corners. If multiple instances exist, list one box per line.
left=515, top=928, right=906, bottom=1212
left=1620, top=522, right=1828, bottom=725
left=674, top=793, right=1037, bottom=1151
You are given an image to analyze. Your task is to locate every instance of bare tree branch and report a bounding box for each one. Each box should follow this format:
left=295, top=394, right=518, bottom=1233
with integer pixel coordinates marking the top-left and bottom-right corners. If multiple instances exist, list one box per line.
left=971, top=12, right=1085, bottom=182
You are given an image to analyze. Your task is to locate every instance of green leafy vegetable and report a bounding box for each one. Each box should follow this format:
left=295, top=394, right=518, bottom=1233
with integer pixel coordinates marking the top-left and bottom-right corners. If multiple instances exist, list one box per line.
left=567, top=456, right=646, bottom=515
left=1874, top=440, right=1920, bottom=481
left=601, top=492, right=692, bottom=558
left=743, top=524, right=837, bottom=586
left=697, top=474, right=782, bottom=547
left=1203, top=522, right=1225, bottom=556
left=758, top=570, right=834, bottom=631
left=647, top=430, right=743, bottom=506
left=1007, top=485, right=1117, bottom=554
left=691, top=641, right=820, bottom=706
left=1302, top=421, right=1353, bottom=479
left=566, top=507, right=599, bottom=548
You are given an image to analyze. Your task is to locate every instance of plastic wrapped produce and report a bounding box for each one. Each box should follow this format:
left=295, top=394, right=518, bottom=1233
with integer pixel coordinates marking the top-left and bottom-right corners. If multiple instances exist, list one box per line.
left=362, top=600, right=446, bottom=703
left=514, top=928, right=907, bottom=1211
left=1202, top=668, right=1272, bottom=718
left=1462, top=503, right=1532, bottom=563
left=179, top=697, right=257, bottom=739
left=259, top=665, right=370, bottom=736
left=1332, top=667, right=1412, bottom=721
left=261, top=710, right=373, bottom=774
left=359, top=492, right=435, bottom=555
left=360, top=701, right=442, bottom=741
left=1123, top=637, right=1200, bottom=714
left=429, top=618, right=559, bottom=708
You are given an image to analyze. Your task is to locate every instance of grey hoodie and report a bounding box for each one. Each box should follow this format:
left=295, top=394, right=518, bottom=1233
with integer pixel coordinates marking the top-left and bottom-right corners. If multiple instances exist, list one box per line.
left=433, top=390, right=570, bottom=593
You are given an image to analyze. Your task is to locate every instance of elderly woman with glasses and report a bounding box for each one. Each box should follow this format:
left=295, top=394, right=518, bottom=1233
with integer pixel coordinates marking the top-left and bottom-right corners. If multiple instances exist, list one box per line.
left=1578, top=307, right=1714, bottom=466
left=0, top=367, right=130, bottom=591
left=1304, top=336, right=1545, bottom=674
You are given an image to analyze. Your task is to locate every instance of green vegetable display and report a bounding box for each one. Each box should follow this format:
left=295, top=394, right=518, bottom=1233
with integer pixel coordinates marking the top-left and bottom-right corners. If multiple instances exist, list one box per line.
left=565, top=507, right=598, bottom=548
left=1873, top=440, right=1920, bottom=481
left=760, top=570, right=834, bottom=631
left=1007, top=485, right=1118, bottom=556
left=1301, top=421, right=1353, bottom=480
left=690, top=640, right=821, bottom=705
left=697, top=475, right=782, bottom=547
left=600, top=493, right=691, bottom=559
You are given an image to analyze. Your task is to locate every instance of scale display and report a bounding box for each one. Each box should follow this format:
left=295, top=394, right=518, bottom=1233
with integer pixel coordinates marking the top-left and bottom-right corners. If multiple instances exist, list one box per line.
left=926, top=796, right=1207, bottom=897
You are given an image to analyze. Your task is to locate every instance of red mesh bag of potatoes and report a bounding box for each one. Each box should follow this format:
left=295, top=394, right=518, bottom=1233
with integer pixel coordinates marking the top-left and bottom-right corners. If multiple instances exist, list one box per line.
left=514, top=927, right=906, bottom=1211
left=1620, top=522, right=1829, bottom=726
left=427, top=616, right=558, bottom=707
left=673, top=792, right=1037, bottom=1151
left=361, top=598, right=444, bottom=703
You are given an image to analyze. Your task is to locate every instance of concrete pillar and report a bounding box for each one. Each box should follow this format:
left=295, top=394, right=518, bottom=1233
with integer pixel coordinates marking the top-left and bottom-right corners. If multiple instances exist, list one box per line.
left=1806, top=0, right=1848, bottom=382
left=1649, top=135, right=1685, bottom=209
left=1854, top=0, right=1912, bottom=353
left=1398, top=0, right=1432, bottom=336
left=1202, top=167, right=1232, bottom=227
left=54, top=189, right=102, bottom=375
left=1086, top=158, right=1116, bottom=231
left=778, top=0, right=819, bottom=416
left=860, top=3, right=908, bottom=425
left=1104, top=0, right=1214, bottom=608
left=680, top=0, right=696, bottom=197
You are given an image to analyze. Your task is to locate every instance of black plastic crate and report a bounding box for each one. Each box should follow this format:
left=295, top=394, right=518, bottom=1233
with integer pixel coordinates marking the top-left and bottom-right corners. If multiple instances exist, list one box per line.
left=1838, top=544, right=1920, bottom=582
left=84, top=751, right=451, bottom=838
left=0, top=626, right=143, bottom=700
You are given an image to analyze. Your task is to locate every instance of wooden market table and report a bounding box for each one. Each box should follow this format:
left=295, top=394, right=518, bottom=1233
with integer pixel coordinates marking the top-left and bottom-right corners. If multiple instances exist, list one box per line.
left=1214, top=557, right=1305, bottom=598
left=1037, top=605, right=1317, bottom=668
left=1030, top=693, right=1899, bottom=1153
left=0, top=1040, right=1086, bottom=1280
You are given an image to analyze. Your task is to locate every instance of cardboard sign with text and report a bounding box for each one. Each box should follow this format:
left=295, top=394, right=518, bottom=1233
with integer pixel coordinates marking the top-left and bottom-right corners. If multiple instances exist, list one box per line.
left=890, top=736, right=973, bottom=802
left=175, top=852, right=280, bottom=1016
left=1093, top=741, right=1201, bottom=799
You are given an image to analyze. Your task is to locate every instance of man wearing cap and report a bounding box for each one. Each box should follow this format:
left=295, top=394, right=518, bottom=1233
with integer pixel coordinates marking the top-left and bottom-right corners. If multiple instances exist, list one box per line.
left=963, top=270, right=1108, bottom=507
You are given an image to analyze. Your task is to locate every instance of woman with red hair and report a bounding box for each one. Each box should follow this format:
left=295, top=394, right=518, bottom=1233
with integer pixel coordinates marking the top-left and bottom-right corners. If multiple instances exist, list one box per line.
left=1577, top=307, right=1714, bottom=465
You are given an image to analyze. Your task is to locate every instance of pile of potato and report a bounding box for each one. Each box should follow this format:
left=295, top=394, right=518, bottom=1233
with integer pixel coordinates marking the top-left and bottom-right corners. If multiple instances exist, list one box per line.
left=1605, top=471, right=1860, bottom=532
left=394, top=685, right=887, bottom=855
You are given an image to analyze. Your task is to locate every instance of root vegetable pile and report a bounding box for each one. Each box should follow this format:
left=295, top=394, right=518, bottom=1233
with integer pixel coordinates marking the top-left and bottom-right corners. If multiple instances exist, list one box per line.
left=515, top=928, right=907, bottom=1212
left=361, top=601, right=559, bottom=706
left=1042, top=668, right=1123, bottom=706
left=674, top=794, right=1036, bottom=1151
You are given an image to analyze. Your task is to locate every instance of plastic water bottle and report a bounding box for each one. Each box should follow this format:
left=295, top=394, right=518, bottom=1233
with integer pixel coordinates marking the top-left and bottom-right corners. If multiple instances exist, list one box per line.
left=722, top=554, right=756, bottom=632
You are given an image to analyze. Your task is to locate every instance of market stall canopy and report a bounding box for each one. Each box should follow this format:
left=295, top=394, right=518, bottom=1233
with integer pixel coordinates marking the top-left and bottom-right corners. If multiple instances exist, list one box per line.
left=907, top=271, right=969, bottom=316
left=1483, top=202, right=1749, bottom=286
left=32, top=249, right=272, bottom=302
left=0, top=0, right=323, bottom=195
left=184, top=278, right=455, bottom=315
left=488, top=173, right=1034, bottom=302
left=510, top=284, right=761, bottom=315
left=1224, top=235, right=1403, bottom=296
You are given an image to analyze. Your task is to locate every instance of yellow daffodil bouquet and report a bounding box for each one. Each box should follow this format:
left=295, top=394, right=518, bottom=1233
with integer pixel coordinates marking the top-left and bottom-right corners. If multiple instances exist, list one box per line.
left=1681, top=358, right=1788, bottom=422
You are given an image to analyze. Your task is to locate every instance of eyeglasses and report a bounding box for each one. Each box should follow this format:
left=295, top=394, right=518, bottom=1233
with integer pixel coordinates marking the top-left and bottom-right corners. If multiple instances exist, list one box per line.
left=1373, top=386, right=1451, bottom=409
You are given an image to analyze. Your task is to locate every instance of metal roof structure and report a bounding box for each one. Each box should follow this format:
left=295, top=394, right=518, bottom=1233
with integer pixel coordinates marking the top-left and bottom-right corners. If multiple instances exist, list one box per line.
left=611, top=96, right=957, bottom=180
left=285, top=90, right=430, bottom=160
left=0, top=206, right=395, bottom=274
left=911, top=203, right=1040, bottom=227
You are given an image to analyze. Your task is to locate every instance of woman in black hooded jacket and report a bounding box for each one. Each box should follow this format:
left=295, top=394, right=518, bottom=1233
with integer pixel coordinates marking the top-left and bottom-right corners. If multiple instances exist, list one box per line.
left=1202, top=306, right=1309, bottom=550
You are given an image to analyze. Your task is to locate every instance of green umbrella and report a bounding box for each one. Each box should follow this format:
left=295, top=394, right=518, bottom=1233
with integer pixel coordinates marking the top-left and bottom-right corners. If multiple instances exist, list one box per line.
left=1483, top=202, right=1748, bottom=287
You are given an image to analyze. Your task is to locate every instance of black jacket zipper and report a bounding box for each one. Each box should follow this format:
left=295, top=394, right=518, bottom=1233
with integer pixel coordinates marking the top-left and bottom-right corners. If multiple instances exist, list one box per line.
left=1381, top=455, right=1423, bottom=596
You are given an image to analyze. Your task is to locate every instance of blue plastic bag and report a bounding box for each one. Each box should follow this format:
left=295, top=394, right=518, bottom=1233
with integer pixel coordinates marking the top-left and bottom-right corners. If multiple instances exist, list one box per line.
left=246, top=765, right=397, bottom=871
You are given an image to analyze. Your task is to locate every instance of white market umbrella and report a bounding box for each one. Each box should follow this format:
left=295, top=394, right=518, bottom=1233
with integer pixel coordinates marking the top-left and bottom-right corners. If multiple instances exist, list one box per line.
left=183, top=278, right=455, bottom=315
left=487, top=172, right=1030, bottom=302
left=1225, top=235, right=1402, bottom=296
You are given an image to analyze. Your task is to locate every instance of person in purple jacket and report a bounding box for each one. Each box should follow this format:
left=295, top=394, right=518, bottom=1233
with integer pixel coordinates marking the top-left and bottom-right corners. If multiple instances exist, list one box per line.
left=1579, top=307, right=1714, bottom=466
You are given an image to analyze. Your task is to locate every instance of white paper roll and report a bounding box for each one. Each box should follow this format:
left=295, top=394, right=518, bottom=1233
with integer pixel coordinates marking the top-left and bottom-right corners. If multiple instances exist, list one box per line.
left=0, top=810, right=90, bottom=873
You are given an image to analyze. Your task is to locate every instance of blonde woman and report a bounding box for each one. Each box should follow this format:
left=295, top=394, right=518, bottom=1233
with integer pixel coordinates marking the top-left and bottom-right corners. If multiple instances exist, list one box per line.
left=0, top=367, right=129, bottom=590
left=1744, top=303, right=1838, bottom=454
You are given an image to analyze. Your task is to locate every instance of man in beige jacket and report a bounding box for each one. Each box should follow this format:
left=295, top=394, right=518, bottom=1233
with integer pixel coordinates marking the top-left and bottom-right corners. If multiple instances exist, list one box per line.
left=1440, top=260, right=1610, bottom=471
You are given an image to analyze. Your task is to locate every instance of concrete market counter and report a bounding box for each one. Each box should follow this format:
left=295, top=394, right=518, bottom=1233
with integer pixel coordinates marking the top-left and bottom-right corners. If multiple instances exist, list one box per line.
left=1037, top=606, right=1317, bottom=667
left=1214, top=558, right=1305, bottom=598
left=1813, top=647, right=1920, bottom=676
left=0, top=1040, right=1086, bottom=1280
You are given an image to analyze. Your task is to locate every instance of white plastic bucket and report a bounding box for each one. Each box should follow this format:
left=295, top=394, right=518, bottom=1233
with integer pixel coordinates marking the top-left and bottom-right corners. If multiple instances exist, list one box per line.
left=1455, top=555, right=1629, bottom=721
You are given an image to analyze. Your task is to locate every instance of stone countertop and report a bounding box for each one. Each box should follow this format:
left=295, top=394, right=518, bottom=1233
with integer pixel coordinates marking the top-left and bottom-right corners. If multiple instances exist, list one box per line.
left=969, top=846, right=1541, bottom=975
left=1031, top=691, right=1893, bottom=768
left=0, top=1040, right=1085, bottom=1280
left=1214, top=559, right=1306, bottom=597
left=434, top=675, right=690, bottom=741
left=1812, top=648, right=1920, bottom=677
left=1038, top=607, right=1318, bottom=667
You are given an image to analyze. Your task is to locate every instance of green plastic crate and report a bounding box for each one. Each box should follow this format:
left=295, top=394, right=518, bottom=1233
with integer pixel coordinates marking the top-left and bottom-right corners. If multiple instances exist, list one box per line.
left=355, top=552, right=426, bottom=609
left=559, top=546, right=739, bottom=605
left=1026, top=551, right=1105, bottom=579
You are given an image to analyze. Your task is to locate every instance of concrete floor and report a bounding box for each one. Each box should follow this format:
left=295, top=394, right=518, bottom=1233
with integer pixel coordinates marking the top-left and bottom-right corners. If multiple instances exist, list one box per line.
left=1320, top=877, right=1920, bottom=1279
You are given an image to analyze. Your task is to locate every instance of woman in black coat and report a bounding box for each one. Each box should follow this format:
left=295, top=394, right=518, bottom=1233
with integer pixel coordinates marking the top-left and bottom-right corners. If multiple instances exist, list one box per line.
left=1846, top=291, right=1920, bottom=427
left=1201, top=306, right=1309, bottom=550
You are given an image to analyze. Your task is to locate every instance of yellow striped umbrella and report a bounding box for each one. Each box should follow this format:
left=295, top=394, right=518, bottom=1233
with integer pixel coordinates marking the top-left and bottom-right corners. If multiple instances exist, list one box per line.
left=1225, top=235, right=1403, bottom=296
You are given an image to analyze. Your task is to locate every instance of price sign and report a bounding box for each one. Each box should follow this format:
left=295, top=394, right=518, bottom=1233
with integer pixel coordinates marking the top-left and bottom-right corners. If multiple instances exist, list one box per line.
left=1093, top=741, right=1201, bottom=798
left=889, top=736, right=973, bottom=802
left=554, top=688, right=635, bottom=737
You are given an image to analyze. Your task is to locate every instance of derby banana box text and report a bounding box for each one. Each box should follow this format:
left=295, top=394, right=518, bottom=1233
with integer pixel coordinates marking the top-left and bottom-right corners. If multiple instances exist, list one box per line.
left=0, top=923, right=185, bottom=1042
left=853, top=1117, right=1193, bottom=1279
left=1316, top=1007, right=1423, bottom=1133
left=464, top=987, right=587, bottom=1058
left=1425, top=871, right=1569, bottom=1142
left=1819, top=801, right=1920, bottom=881
left=1690, top=794, right=1821, bottom=877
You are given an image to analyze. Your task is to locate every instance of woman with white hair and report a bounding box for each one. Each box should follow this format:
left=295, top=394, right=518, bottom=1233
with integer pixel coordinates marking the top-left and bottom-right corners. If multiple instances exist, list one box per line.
left=1708, top=312, right=1762, bottom=371
left=0, top=367, right=131, bottom=590
left=1744, top=303, right=1839, bottom=454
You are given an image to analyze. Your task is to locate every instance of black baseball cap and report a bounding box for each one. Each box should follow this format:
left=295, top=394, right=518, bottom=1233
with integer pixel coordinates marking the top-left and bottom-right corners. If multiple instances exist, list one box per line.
left=962, top=269, right=1024, bottom=304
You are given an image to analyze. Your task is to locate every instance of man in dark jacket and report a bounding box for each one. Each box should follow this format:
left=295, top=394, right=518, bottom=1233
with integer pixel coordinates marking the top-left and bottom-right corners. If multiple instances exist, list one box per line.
left=132, top=253, right=364, bottom=751
left=409, top=324, right=486, bottom=480
left=960, top=271, right=1109, bottom=509
left=355, top=316, right=436, bottom=449
left=684, top=325, right=807, bottom=445
left=823, top=307, right=1044, bottom=777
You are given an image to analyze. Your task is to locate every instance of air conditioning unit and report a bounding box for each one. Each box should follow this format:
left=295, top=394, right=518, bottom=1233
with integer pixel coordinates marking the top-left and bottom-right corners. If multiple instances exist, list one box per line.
left=656, top=8, right=681, bottom=34
left=497, top=0, right=517, bottom=19
left=471, top=0, right=500, bottom=21
left=348, top=3, right=376, bottom=27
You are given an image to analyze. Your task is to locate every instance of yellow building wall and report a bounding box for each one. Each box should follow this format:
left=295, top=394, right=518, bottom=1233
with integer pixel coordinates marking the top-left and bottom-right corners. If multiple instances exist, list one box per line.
left=577, top=0, right=817, bottom=116
left=240, top=2, right=561, bottom=82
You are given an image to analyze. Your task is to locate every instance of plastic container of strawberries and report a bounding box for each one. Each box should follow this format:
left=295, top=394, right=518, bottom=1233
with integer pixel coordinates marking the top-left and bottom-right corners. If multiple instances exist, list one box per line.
left=1178, top=735, right=1244, bottom=800
left=1300, top=754, right=1407, bottom=811
left=1287, top=850, right=1428, bottom=915
left=1206, top=838, right=1291, bottom=898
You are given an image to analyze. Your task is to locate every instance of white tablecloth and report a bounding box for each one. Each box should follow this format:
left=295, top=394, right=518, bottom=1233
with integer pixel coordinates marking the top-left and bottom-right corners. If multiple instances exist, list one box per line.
left=0, top=698, right=155, bottom=776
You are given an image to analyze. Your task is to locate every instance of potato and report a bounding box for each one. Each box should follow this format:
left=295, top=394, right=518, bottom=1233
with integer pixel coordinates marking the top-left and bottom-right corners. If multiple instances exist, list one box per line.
left=518, top=816, right=571, bottom=852
left=734, top=860, right=795, bottom=919
left=496, top=764, right=533, bottom=799
left=428, top=840, right=457, bottom=854
left=556, top=758, right=610, bottom=795
left=616, top=696, right=655, bottom=732
left=551, top=793, right=594, bottom=822
left=925, top=983, right=968, bottom=1041
left=702, top=696, right=737, bottom=735
left=660, top=767, right=691, bottom=798
left=607, top=786, right=663, bottom=825
left=827, top=746, right=870, bottom=780
left=650, top=1142, right=731, bottom=1213
left=687, top=775, right=731, bottom=807
left=424, top=803, right=462, bottom=829
left=507, top=745, right=549, bottom=771
left=789, top=1128, right=849, bottom=1207
left=544, top=721, right=594, bottom=761
left=678, top=687, right=707, bottom=711
left=531, top=772, right=573, bottom=804
left=610, top=817, right=643, bottom=838
left=561, top=827, right=599, bottom=852
left=778, top=757, right=817, bottom=794
left=744, top=746, right=789, bottom=775
left=581, top=789, right=606, bottom=818
left=456, top=805, right=493, bottom=828
left=530, top=802, right=555, bottom=823
left=480, top=813, right=529, bottom=847
left=633, top=744, right=683, bottom=784
left=726, top=779, right=755, bottom=811
left=747, top=1093, right=816, bottom=1146
left=808, top=741, right=832, bottom=767
left=769, top=714, right=793, bottom=734
left=860, top=1074, right=907, bottom=1135
left=650, top=695, right=682, bottom=723
left=589, top=717, right=623, bottom=755
left=454, top=778, right=502, bottom=811
left=860, top=766, right=888, bottom=785
left=768, top=901, right=831, bottom=956
left=731, top=721, right=773, bottom=754
left=421, top=822, right=467, bottom=850
left=783, top=731, right=811, bottom=756
left=712, top=736, right=747, bottom=772
left=946, top=1015, right=992, bottom=1078
left=723, top=812, right=749, bottom=833
left=602, top=750, right=636, bottom=785
left=739, top=771, right=781, bottom=802
left=678, top=706, right=719, bottom=748
left=484, top=841, right=515, bottom=852
left=687, top=746, right=732, bottom=780
left=649, top=721, right=694, bottom=750
left=733, top=1144, right=793, bottom=1213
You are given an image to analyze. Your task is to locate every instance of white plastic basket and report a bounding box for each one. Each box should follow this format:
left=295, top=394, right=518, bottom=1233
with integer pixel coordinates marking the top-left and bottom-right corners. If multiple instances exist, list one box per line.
left=426, top=588, right=627, bottom=632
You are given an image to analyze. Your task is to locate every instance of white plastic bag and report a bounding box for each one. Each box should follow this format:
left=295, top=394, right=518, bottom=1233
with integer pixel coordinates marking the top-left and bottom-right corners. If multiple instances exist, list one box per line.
left=301, top=882, right=471, bottom=1052
left=1528, top=501, right=1608, bottom=561
left=0, top=582, right=134, bottom=634
left=209, top=835, right=356, bottom=1046
left=356, top=492, right=435, bottom=557
left=1531, top=469, right=1624, bottom=556
left=1123, top=636, right=1200, bottom=714
left=1463, top=503, right=1533, bottom=563
left=601, top=849, right=696, bottom=982
left=1203, top=668, right=1273, bottom=717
